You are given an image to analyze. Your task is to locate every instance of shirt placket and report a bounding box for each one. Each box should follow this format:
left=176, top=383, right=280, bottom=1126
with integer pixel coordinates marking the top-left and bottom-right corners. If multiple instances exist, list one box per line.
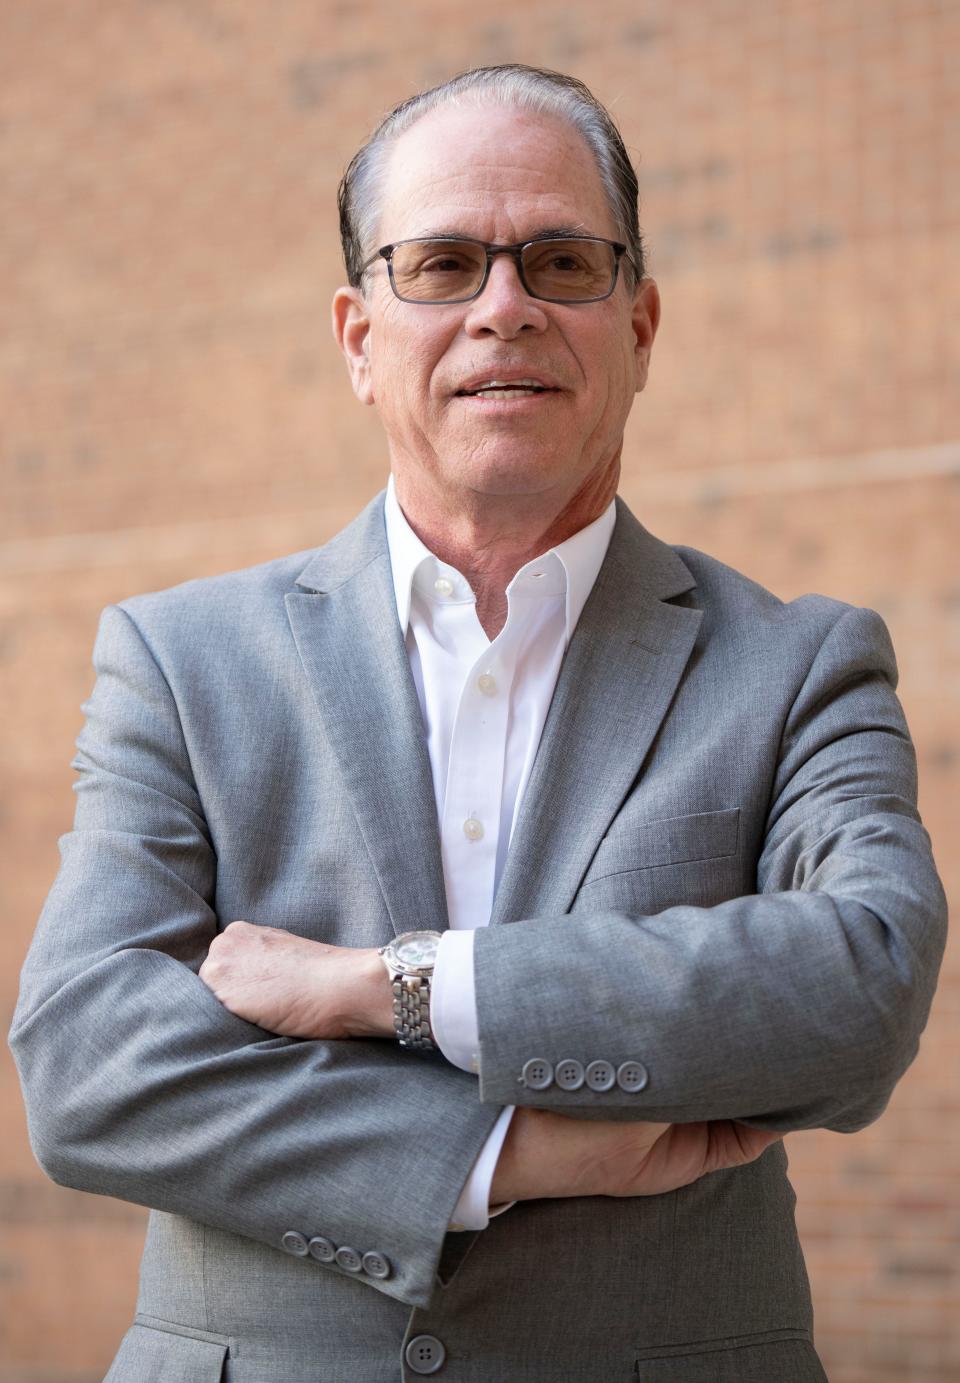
left=440, top=627, right=518, bottom=931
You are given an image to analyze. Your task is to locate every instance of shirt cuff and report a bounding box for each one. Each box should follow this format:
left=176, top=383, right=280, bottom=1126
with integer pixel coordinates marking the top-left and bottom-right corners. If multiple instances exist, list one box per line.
left=432, top=928, right=480, bottom=1073
left=447, top=1106, right=516, bottom=1231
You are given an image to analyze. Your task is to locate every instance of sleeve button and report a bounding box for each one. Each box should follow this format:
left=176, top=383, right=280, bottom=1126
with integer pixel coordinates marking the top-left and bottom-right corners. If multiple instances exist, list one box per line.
left=335, top=1245, right=363, bottom=1272
left=554, top=1058, right=585, bottom=1091
left=308, top=1235, right=336, bottom=1262
left=585, top=1059, right=616, bottom=1092
left=362, top=1250, right=392, bottom=1279
left=519, top=1058, right=554, bottom=1090
left=281, top=1230, right=309, bottom=1256
left=616, top=1060, right=649, bottom=1093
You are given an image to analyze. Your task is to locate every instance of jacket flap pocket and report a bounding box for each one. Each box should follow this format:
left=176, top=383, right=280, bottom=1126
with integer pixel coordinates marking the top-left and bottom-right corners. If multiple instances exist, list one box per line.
left=104, top=1319, right=229, bottom=1382
left=587, top=807, right=740, bottom=882
left=634, top=1331, right=825, bottom=1381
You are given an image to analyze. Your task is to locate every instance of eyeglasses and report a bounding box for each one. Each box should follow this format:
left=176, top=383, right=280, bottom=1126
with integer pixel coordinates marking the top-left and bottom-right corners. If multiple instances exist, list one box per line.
left=360, top=236, right=633, bottom=305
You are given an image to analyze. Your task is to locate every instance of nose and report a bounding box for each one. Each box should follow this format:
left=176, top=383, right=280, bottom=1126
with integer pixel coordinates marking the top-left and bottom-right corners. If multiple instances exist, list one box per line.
left=462, top=251, right=549, bottom=339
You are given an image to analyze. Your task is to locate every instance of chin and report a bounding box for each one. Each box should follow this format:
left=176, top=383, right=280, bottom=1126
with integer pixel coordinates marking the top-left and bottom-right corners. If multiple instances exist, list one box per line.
left=448, top=451, right=570, bottom=499
left=463, top=471, right=563, bottom=501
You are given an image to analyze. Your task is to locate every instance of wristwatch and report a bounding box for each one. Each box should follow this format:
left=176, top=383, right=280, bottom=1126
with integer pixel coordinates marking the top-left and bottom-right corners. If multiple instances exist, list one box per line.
left=378, top=930, right=442, bottom=1051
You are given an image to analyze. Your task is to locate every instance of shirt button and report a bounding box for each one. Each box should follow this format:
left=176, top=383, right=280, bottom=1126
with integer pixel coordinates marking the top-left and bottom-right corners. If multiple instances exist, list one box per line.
left=434, top=576, right=454, bottom=597
left=463, top=817, right=484, bottom=842
left=477, top=671, right=497, bottom=696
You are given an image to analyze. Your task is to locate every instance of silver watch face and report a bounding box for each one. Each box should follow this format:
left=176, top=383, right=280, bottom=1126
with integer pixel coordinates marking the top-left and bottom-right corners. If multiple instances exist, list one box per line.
left=391, top=931, right=440, bottom=970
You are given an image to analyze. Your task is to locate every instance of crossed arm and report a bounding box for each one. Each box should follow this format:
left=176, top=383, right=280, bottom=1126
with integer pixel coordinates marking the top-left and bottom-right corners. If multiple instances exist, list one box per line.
left=197, top=922, right=784, bottom=1203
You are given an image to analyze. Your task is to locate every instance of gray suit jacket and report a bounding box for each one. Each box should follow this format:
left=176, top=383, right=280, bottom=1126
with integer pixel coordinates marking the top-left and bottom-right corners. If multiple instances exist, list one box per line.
left=10, top=495, right=946, bottom=1382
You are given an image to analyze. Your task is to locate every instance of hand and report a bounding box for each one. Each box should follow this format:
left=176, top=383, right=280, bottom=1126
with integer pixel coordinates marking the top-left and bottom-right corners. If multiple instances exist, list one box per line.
left=490, top=1107, right=783, bottom=1205
left=198, top=921, right=394, bottom=1040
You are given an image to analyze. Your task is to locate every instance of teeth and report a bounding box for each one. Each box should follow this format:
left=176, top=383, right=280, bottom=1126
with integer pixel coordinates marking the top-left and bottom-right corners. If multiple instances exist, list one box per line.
left=477, top=388, right=540, bottom=398
left=466, top=379, right=548, bottom=397
left=483, top=379, right=544, bottom=388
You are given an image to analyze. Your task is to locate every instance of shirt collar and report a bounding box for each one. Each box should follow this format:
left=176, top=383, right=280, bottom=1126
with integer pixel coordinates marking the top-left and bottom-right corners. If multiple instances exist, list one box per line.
left=384, top=474, right=615, bottom=644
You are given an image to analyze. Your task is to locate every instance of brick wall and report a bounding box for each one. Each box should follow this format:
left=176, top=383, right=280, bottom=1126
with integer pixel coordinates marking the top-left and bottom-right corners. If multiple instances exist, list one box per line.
left=1, top=2, right=957, bottom=1379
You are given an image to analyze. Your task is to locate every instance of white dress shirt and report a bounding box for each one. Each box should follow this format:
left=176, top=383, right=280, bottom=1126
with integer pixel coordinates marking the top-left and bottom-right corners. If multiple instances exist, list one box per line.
left=383, top=477, right=615, bottom=1229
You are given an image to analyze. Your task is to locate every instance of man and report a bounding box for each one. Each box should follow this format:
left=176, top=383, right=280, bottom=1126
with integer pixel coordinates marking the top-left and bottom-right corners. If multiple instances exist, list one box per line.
left=10, top=64, right=946, bottom=1383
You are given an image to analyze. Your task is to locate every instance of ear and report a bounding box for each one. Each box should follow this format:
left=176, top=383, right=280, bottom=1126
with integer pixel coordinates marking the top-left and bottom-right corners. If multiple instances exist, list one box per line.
left=332, top=286, right=375, bottom=405
left=631, top=277, right=661, bottom=394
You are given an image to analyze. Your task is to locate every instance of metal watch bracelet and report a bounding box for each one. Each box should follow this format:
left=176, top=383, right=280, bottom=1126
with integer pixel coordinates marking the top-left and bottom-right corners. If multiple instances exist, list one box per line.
left=391, top=974, right=434, bottom=1051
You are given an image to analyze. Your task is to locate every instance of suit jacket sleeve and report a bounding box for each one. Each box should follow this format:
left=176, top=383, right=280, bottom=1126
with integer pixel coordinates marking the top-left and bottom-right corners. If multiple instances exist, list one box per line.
left=473, top=604, right=947, bottom=1132
left=8, top=603, right=500, bottom=1309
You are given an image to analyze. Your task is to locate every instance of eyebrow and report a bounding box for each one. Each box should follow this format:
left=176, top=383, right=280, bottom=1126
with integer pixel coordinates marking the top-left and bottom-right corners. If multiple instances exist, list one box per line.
left=410, top=225, right=594, bottom=243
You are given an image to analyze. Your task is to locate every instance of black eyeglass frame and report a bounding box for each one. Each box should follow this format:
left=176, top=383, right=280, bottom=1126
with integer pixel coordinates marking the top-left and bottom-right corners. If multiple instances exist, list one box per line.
left=359, top=235, right=635, bottom=305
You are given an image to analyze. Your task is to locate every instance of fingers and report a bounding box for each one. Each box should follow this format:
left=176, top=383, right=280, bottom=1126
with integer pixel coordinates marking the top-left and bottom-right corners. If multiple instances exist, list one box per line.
left=199, top=921, right=282, bottom=1004
left=708, top=1122, right=784, bottom=1171
left=584, top=1119, right=785, bottom=1199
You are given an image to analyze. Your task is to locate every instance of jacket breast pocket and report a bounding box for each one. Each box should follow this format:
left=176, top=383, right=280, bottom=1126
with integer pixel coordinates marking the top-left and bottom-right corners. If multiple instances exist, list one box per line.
left=104, top=1316, right=230, bottom=1382
left=577, top=807, right=742, bottom=914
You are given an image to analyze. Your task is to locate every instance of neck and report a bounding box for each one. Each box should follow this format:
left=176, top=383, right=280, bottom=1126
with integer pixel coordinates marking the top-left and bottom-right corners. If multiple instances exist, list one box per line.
left=393, top=459, right=619, bottom=638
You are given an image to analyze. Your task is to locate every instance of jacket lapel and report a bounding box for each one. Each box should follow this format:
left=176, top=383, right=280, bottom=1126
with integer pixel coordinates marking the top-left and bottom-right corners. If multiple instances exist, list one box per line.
left=284, top=495, right=448, bottom=936
left=491, top=500, right=703, bottom=925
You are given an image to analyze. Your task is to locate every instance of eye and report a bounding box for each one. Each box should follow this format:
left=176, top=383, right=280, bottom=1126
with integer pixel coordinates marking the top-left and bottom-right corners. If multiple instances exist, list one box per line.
left=527, top=247, right=590, bottom=274
left=421, top=252, right=474, bottom=274
left=390, top=240, right=484, bottom=301
left=548, top=252, right=587, bottom=272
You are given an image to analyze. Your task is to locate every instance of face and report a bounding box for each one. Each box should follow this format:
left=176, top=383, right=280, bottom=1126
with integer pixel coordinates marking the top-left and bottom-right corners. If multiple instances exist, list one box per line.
left=333, top=102, right=660, bottom=521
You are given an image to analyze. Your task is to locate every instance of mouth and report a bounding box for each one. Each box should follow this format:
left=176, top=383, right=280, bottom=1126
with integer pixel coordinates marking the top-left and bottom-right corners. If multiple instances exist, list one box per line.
left=454, top=377, right=560, bottom=400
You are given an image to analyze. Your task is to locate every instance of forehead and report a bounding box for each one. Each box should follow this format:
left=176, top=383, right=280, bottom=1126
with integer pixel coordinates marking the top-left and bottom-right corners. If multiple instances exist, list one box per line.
left=376, top=101, right=617, bottom=243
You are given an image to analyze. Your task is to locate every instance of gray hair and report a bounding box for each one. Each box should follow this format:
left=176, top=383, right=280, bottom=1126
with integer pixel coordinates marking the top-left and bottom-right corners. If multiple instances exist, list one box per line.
left=338, top=63, right=645, bottom=290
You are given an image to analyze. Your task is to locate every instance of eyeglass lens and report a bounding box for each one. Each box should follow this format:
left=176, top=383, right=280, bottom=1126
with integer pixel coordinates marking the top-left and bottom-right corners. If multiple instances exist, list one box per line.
left=389, top=239, right=617, bottom=303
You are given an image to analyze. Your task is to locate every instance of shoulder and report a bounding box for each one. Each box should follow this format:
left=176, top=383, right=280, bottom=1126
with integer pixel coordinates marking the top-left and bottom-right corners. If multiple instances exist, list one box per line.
left=671, top=542, right=897, bottom=685
left=117, top=545, right=321, bottom=629
left=83, top=547, right=324, bottom=689
left=612, top=497, right=856, bottom=637
left=106, top=492, right=388, bottom=649
left=674, top=542, right=844, bottom=625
